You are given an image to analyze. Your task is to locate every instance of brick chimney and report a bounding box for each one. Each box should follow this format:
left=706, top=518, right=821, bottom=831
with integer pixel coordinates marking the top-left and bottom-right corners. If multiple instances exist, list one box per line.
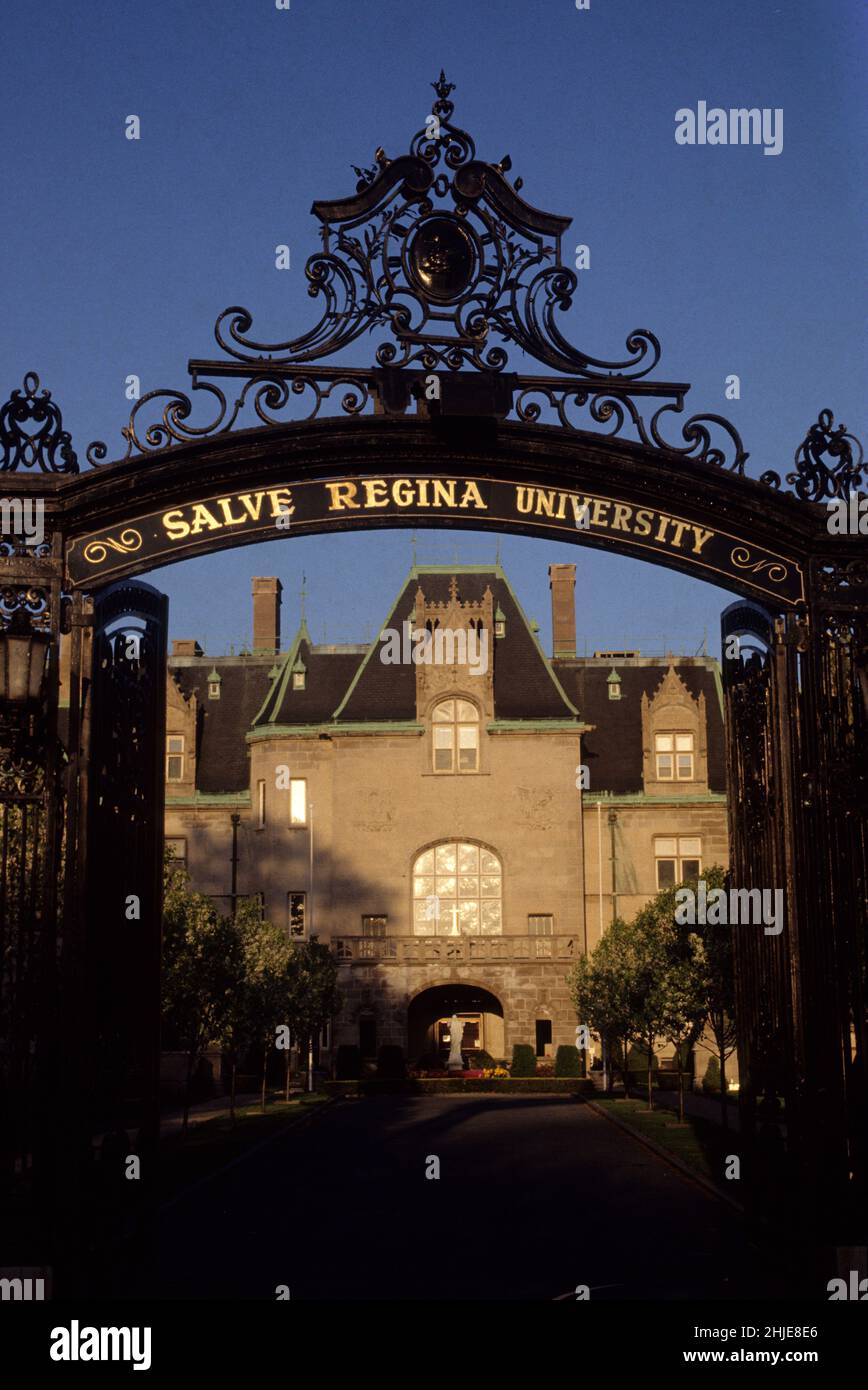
left=252, top=577, right=282, bottom=654
left=548, top=563, right=576, bottom=659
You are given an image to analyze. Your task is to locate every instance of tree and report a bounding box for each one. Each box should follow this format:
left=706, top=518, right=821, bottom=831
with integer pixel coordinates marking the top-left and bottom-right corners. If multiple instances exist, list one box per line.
left=233, top=905, right=294, bottom=1112
left=569, top=918, right=638, bottom=1094
left=693, top=865, right=737, bottom=1128
left=215, top=897, right=288, bottom=1121
left=284, top=938, right=342, bottom=1092
left=618, top=909, right=671, bottom=1111
left=161, top=855, right=244, bottom=1135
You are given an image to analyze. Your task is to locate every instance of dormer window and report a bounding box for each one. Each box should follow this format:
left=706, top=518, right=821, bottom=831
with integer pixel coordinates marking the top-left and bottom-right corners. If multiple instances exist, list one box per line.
left=292, top=658, right=306, bottom=691
left=607, top=669, right=621, bottom=701
left=432, top=699, right=479, bottom=773
left=207, top=668, right=221, bottom=701
left=494, top=605, right=506, bottom=639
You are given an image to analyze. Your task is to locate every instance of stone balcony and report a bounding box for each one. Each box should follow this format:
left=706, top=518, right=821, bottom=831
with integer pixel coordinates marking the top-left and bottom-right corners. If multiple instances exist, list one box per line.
left=332, top=934, right=582, bottom=964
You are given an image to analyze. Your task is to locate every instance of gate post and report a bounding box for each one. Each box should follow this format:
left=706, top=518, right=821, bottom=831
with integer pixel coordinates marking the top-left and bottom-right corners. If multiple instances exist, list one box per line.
left=796, top=555, right=868, bottom=1256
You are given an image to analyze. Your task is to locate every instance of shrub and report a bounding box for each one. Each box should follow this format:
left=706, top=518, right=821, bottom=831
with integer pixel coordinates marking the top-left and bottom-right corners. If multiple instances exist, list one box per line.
left=702, top=1054, right=721, bottom=1094
left=376, top=1045, right=406, bottom=1079
left=555, top=1044, right=581, bottom=1077
left=335, top=1044, right=361, bottom=1080
left=510, top=1044, right=536, bottom=1077
left=466, top=1049, right=495, bottom=1068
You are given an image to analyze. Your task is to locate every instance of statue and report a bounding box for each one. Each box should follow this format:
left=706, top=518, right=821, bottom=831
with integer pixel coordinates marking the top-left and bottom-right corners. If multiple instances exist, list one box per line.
left=447, top=1014, right=465, bottom=1071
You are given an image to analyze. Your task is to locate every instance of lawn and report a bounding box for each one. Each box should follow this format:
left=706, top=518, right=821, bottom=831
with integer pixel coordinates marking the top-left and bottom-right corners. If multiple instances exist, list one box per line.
left=589, top=1096, right=737, bottom=1194
left=157, top=1093, right=330, bottom=1202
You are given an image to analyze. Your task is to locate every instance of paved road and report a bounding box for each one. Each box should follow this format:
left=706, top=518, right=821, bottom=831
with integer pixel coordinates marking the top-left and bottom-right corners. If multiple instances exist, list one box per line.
left=127, top=1095, right=798, bottom=1301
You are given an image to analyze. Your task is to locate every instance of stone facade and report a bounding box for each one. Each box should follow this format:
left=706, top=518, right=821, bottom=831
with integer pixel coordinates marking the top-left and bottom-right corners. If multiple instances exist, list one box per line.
left=163, top=563, right=730, bottom=1072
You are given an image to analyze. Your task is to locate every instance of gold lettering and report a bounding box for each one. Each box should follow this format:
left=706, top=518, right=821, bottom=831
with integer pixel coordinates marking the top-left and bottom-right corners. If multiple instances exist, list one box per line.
left=515, top=487, right=535, bottom=514
left=611, top=504, right=633, bottom=532
left=418, top=478, right=430, bottom=507
left=591, top=499, right=611, bottom=527
left=163, top=509, right=190, bottom=540
left=393, top=478, right=415, bottom=507
left=267, top=487, right=294, bottom=519
left=655, top=514, right=671, bottom=543
left=458, top=480, right=486, bottom=509
left=217, top=497, right=248, bottom=526
left=691, top=525, right=714, bottom=554
left=363, top=479, right=389, bottom=508
left=669, top=520, right=690, bottom=549
left=189, top=504, right=221, bottom=535
left=325, top=482, right=360, bottom=510
left=556, top=492, right=569, bottom=520
left=238, top=493, right=266, bottom=522
left=431, top=479, right=456, bottom=508
left=535, top=489, right=557, bottom=518
left=633, top=509, right=655, bottom=537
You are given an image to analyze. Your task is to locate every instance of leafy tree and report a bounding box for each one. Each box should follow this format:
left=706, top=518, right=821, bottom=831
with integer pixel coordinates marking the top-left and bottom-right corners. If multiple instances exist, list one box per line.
left=692, top=865, right=737, bottom=1128
left=161, top=855, right=244, bottom=1135
left=284, top=938, right=342, bottom=1092
left=216, top=897, right=289, bottom=1120
left=569, top=919, right=638, bottom=1094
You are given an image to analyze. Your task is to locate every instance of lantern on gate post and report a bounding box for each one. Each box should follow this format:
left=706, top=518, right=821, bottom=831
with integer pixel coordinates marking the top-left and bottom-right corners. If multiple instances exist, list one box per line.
left=0, top=607, right=50, bottom=708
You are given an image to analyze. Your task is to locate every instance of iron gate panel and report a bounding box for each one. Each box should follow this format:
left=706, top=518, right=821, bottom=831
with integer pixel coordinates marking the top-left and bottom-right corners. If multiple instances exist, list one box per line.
left=84, top=580, right=167, bottom=1145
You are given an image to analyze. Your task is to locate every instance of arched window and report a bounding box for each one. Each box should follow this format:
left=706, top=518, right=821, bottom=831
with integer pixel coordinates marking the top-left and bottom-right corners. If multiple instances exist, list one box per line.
left=432, top=698, right=479, bottom=773
left=412, top=842, right=502, bottom=936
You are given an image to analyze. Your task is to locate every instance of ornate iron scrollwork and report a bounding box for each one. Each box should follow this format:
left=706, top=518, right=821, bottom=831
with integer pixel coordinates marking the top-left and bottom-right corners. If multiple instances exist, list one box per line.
left=65, top=75, right=863, bottom=493
left=761, top=409, right=865, bottom=501
left=0, top=372, right=78, bottom=474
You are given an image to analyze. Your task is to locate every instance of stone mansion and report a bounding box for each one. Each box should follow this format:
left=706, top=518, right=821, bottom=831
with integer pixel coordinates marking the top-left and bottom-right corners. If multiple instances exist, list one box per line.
left=163, top=563, right=729, bottom=1066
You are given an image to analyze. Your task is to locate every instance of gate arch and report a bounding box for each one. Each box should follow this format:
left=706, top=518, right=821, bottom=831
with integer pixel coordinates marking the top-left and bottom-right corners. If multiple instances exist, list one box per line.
left=1, top=72, right=865, bottom=1271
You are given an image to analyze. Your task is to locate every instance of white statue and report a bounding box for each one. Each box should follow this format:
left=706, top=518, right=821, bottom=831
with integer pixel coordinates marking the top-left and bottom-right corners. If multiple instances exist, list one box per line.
left=447, top=1014, right=464, bottom=1070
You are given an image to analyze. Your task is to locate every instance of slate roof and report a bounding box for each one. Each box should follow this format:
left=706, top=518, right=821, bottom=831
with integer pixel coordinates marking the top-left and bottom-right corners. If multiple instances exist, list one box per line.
left=171, top=660, right=273, bottom=793
left=554, top=659, right=726, bottom=795
left=331, top=567, right=576, bottom=724
left=167, top=567, right=725, bottom=797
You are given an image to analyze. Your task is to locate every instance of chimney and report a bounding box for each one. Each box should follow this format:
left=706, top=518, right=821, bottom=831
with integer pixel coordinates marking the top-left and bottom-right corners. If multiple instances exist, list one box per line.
left=171, top=639, right=203, bottom=657
left=548, top=563, right=576, bottom=659
left=252, top=577, right=282, bottom=654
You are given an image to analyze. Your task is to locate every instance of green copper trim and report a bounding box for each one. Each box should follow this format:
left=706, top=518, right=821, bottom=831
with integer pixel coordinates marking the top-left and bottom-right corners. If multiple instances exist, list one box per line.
left=165, top=791, right=251, bottom=806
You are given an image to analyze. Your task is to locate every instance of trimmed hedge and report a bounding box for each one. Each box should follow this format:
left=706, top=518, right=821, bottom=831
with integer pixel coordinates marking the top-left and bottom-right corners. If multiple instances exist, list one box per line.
left=510, top=1044, right=537, bottom=1077
left=323, top=1077, right=596, bottom=1096
left=554, top=1044, right=581, bottom=1077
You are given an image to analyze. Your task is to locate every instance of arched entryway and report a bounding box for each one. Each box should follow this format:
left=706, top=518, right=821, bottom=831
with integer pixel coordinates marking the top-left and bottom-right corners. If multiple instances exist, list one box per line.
left=408, top=983, right=504, bottom=1065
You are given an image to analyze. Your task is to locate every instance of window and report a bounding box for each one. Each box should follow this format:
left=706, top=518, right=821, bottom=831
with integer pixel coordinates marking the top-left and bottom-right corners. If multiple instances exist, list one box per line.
left=359, top=1015, right=377, bottom=1058
left=292, top=669, right=306, bottom=691
left=655, top=732, right=694, bottom=780
left=528, top=914, right=554, bottom=935
left=166, top=735, right=185, bottom=781
left=288, top=892, right=306, bottom=937
left=432, top=699, right=479, bottom=774
left=208, top=682, right=220, bottom=699
left=412, top=842, right=502, bottom=935
left=257, top=779, right=266, bottom=829
left=165, top=836, right=187, bottom=866
left=535, top=1019, right=553, bottom=1057
left=655, top=836, right=702, bottom=889
left=437, top=1015, right=480, bottom=1052
left=362, top=915, right=387, bottom=937
left=289, top=778, right=307, bottom=825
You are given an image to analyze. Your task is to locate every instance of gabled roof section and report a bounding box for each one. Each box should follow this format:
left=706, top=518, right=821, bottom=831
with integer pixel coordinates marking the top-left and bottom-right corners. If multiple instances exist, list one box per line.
left=553, top=658, right=726, bottom=795
left=252, top=617, right=363, bottom=728
left=335, top=565, right=578, bottom=723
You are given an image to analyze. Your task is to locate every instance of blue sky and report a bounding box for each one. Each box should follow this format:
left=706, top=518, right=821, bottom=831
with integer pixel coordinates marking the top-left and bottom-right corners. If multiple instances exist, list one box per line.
left=3, top=0, right=865, bottom=655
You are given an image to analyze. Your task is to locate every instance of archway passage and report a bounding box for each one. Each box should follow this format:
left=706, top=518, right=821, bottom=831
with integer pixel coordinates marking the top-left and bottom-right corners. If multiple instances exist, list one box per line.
left=408, top=984, right=505, bottom=1065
